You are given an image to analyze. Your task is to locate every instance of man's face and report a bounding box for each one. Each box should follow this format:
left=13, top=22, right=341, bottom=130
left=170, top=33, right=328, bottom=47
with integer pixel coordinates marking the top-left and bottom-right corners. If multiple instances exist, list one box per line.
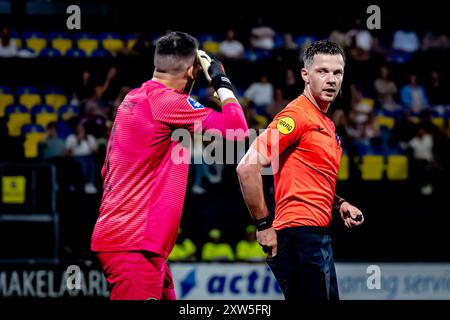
left=302, top=53, right=344, bottom=104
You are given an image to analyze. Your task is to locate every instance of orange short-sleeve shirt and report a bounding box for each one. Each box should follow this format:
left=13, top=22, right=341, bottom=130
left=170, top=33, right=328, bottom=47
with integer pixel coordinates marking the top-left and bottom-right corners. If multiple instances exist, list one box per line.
left=252, top=95, right=342, bottom=229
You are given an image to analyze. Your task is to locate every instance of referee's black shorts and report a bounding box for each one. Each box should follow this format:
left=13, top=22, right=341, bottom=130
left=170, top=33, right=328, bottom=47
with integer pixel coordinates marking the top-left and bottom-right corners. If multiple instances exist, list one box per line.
left=267, top=226, right=339, bottom=301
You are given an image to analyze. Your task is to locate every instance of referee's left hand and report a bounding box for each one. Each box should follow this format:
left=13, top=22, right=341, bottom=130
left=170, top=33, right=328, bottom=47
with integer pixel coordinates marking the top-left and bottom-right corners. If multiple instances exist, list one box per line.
left=339, top=202, right=364, bottom=229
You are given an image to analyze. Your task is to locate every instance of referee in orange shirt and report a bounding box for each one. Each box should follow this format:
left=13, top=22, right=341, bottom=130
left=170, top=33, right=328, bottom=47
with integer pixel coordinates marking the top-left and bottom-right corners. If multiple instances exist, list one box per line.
left=237, top=40, right=364, bottom=301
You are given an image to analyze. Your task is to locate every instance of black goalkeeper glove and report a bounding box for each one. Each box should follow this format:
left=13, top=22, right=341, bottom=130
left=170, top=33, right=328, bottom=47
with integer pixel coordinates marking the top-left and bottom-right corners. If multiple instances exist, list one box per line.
left=208, top=59, right=235, bottom=93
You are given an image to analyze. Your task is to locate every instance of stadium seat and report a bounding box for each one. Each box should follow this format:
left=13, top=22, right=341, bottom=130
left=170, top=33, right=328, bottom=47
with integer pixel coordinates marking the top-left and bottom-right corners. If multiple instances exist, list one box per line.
left=337, top=153, right=349, bottom=180
left=17, top=86, right=41, bottom=111
left=5, top=104, right=31, bottom=137
left=294, top=35, right=317, bottom=49
left=386, top=154, right=408, bottom=180
left=75, top=32, right=98, bottom=56
left=91, top=47, right=112, bottom=58
left=44, top=93, right=67, bottom=111
left=65, top=47, right=87, bottom=58
left=23, top=31, right=47, bottom=55
left=11, top=30, right=22, bottom=48
left=375, top=114, right=395, bottom=129
left=58, top=104, right=79, bottom=121
left=0, top=87, right=14, bottom=117
left=360, top=154, right=384, bottom=180
left=99, top=32, right=124, bottom=55
left=31, top=104, right=57, bottom=129
left=21, top=124, right=46, bottom=158
left=49, top=31, right=72, bottom=55
left=39, top=48, right=61, bottom=57
left=124, top=33, right=138, bottom=49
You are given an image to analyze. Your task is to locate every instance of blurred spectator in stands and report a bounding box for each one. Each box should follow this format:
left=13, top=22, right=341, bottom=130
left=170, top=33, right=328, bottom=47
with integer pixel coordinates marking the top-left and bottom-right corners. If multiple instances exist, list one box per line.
left=276, top=33, right=299, bottom=65
left=347, top=84, right=381, bottom=153
left=244, top=74, right=274, bottom=115
left=267, top=88, right=289, bottom=119
left=400, top=74, right=429, bottom=114
left=0, top=26, right=17, bottom=57
left=401, top=124, right=435, bottom=195
left=236, top=225, right=266, bottom=262
left=280, top=68, right=302, bottom=101
left=191, top=133, right=224, bottom=195
left=129, top=32, right=152, bottom=57
left=219, top=29, right=244, bottom=61
left=65, top=122, right=98, bottom=194
left=250, top=19, right=276, bottom=50
left=80, top=66, right=118, bottom=118
left=168, top=228, right=197, bottom=262
left=201, top=228, right=234, bottom=262
left=389, top=110, right=418, bottom=149
left=329, top=22, right=347, bottom=50
left=422, top=29, right=449, bottom=50
left=345, top=18, right=373, bottom=61
left=74, top=67, right=96, bottom=101
left=39, top=121, right=65, bottom=160
left=392, top=24, right=420, bottom=53
left=374, top=65, right=401, bottom=112
left=426, top=70, right=447, bottom=108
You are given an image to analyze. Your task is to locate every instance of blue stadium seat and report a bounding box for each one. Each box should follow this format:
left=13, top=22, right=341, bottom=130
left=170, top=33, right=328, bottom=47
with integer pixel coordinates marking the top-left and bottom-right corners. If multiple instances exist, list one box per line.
left=39, top=48, right=61, bottom=57
left=91, top=47, right=113, bottom=58
left=31, top=104, right=55, bottom=116
left=66, top=48, right=87, bottom=58
left=58, top=104, right=79, bottom=121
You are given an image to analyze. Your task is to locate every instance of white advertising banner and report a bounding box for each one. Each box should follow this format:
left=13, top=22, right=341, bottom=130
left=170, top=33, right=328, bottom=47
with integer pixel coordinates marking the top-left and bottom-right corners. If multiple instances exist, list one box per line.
left=171, top=263, right=450, bottom=300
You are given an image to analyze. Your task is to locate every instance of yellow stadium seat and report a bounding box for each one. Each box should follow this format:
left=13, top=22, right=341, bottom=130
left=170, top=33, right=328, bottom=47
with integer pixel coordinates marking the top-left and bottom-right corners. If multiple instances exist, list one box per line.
left=24, top=132, right=46, bottom=158
left=36, top=113, right=57, bottom=129
left=13, top=38, right=22, bottom=48
left=431, top=117, right=445, bottom=129
left=127, top=39, right=137, bottom=49
left=376, top=115, right=395, bottom=129
left=0, top=94, right=14, bottom=117
left=409, top=116, right=420, bottom=124
left=102, top=38, right=124, bottom=55
left=203, top=41, right=221, bottom=54
left=338, top=153, right=349, bottom=180
left=7, top=113, right=31, bottom=137
left=77, top=39, right=98, bottom=56
left=19, top=94, right=41, bottom=110
left=360, top=155, right=384, bottom=180
left=386, top=155, right=408, bottom=180
left=26, top=37, right=47, bottom=55
left=52, top=38, right=72, bottom=55
left=45, top=94, right=67, bottom=111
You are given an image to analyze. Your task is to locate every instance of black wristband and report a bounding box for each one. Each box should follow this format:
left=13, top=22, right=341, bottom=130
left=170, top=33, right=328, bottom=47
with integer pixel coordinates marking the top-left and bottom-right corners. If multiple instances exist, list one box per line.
left=333, top=194, right=346, bottom=212
left=254, top=215, right=273, bottom=231
left=211, top=75, right=234, bottom=93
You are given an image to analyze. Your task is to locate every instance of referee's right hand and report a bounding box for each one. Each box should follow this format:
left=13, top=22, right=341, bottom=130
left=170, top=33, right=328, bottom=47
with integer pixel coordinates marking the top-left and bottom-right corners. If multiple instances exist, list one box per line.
left=257, top=227, right=278, bottom=258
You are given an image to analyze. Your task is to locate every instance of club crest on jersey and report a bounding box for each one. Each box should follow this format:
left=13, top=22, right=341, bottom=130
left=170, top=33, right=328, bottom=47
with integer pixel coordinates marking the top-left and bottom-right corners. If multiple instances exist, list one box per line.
left=276, top=117, right=296, bottom=134
left=187, top=96, right=205, bottom=110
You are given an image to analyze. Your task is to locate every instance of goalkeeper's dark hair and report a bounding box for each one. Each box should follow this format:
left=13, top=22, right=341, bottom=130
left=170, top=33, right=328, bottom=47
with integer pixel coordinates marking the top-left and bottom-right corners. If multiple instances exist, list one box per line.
left=303, top=40, right=345, bottom=69
left=154, top=31, right=199, bottom=75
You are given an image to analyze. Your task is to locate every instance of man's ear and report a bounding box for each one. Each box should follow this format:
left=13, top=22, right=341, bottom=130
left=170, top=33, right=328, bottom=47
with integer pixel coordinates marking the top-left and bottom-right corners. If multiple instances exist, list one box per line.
left=186, top=65, right=195, bottom=79
left=301, top=68, right=309, bottom=84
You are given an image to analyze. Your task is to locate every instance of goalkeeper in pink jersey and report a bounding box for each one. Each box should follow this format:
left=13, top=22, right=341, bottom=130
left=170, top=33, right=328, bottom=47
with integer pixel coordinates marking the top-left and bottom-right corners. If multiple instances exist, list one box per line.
left=91, top=31, right=248, bottom=300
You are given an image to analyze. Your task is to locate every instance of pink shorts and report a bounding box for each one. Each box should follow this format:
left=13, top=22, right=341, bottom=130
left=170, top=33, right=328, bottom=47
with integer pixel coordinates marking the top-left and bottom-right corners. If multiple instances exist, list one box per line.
left=97, top=251, right=176, bottom=300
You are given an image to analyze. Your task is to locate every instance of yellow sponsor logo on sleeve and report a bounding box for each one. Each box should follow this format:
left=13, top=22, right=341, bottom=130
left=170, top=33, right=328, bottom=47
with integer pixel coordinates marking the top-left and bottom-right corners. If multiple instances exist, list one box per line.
left=276, top=117, right=296, bottom=134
